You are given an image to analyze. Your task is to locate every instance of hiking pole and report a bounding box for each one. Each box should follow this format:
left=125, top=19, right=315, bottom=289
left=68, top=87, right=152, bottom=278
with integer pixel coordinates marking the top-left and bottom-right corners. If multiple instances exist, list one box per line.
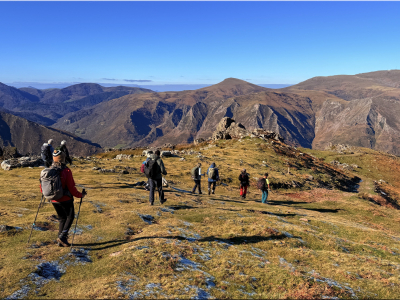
left=70, top=189, right=85, bottom=251
left=27, top=195, right=44, bottom=246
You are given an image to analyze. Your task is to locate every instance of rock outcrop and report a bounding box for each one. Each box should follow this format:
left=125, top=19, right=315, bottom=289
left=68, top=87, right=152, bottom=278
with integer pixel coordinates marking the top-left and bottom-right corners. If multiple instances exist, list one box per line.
left=212, top=117, right=284, bottom=142
left=212, top=117, right=248, bottom=140
left=1, top=156, right=43, bottom=170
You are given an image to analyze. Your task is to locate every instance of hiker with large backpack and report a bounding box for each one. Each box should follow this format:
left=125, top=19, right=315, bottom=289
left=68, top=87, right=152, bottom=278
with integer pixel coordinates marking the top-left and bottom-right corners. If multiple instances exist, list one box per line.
left=141, top=151, right=153, bottom=191
left=239, top=169, right=250, bottom=199
left=191, top=163, right=204, bottom=194
left=40, top=148, right=87, bottom=247
left=206, top=162, right=219, bottom=195
left=257, top=173, right=270, bottom=204
left=144, top=150, right=167, bottom=205
left=41, top=139, right=54, bottom=167
left=60, top=140, right=72, bottom=165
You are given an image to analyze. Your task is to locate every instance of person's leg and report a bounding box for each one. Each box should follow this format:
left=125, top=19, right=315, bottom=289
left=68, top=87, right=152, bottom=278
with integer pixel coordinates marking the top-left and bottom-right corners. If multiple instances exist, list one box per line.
left=149, top=179, right=156, bottom=205
left=212, top=182, right=216, bottom=194
left=192, top=180, right=198, bottom=193
left=52, top=202, right=67, bottom=236
left=208, top=181, right=211, bottom=195
left=60, top=200, right=75, bottom=236
left=262, top=191, right=268, bottom=203
left=240, top=185, right=243, bottom=197
left=198, top=180, right=202, bottom=194
left=243, top=185, right=247, bottom=198
left=156, top=178, right=165, bottom=203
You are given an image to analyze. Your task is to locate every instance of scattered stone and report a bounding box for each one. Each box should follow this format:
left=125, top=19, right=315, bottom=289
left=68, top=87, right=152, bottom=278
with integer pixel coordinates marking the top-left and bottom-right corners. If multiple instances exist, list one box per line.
left=110, top=251, right=122, bottom=257
left=0, top=225, right=22, bottom=232
left=138, top=214, right=154, bottom=225
left=299, top=218, right=309, bottom=222
left=194, top=138, right=205, bottom=145
left=160, top=151, right=172, bottom=157
left=99, top=168, right=115, bottom=173
left=115, top=154, right=132, bottom=160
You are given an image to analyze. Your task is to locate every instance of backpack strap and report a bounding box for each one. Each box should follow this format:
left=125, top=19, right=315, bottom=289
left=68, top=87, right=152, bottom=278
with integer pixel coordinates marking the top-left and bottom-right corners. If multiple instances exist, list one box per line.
left=57, top=165, right=73, bottom=199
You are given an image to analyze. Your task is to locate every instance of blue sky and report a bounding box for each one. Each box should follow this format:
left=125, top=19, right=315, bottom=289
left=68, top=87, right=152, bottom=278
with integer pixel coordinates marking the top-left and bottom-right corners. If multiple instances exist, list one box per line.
left=1, top=1, right=400, bottom=87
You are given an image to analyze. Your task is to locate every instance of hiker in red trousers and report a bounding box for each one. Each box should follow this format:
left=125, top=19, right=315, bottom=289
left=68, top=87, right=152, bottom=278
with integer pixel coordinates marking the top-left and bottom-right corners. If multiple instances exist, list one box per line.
left=239, top=169, right=250, bottom=199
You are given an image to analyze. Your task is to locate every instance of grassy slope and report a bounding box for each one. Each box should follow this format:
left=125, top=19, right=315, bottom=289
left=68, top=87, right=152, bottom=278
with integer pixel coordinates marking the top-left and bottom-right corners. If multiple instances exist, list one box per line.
left=1, top=138, right=400, bottom=299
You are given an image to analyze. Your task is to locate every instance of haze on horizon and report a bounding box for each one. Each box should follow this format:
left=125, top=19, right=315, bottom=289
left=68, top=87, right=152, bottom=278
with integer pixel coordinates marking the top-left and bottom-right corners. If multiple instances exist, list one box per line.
left=1, top=1, right=400, bottom=89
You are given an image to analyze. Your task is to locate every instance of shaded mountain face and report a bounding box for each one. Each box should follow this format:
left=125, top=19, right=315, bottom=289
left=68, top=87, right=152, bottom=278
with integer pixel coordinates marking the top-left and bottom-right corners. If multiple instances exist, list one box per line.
left=0, top=82, right=153, bottom=126
left=0, top=111, right=101, bottom=156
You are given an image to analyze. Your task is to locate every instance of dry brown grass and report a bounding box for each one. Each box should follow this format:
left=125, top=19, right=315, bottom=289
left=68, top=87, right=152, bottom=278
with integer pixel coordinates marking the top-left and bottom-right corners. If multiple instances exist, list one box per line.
left=1, top=138, right=400, bottom=298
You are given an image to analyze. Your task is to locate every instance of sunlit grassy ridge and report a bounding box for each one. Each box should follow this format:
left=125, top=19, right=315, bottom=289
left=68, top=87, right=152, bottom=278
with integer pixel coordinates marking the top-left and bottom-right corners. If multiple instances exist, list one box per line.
left=1, top=137, right=400, bottom=299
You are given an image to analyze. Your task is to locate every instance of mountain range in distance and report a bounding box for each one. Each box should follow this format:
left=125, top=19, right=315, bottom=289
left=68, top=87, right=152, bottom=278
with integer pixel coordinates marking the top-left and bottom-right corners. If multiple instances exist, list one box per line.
left=6, top=82, right=293, bottom=92
left=2, top=69, right=400, bottom=156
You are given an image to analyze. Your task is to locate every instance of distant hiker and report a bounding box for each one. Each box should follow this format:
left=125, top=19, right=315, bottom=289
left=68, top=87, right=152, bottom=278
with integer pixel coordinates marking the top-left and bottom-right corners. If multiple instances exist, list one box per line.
left=145, top=150, right=167, bottom=205
left=141, top=151, right=153, bottom=191
left=60, top=140, right=72, bottom=165
left=207, top=162, right=220, bottom=195
left=239, top=169, right=250, bottom=199
left=191, top=163, right=204, bottom=194
left=257, top=173, right=270, bottom=204
left=41, top=139, right=54, bottom=167
left=40, top=148, right=86, bottom=247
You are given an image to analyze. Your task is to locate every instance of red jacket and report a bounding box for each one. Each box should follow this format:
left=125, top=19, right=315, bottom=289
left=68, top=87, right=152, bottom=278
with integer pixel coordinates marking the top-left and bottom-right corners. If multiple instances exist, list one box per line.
left=40, top=167, right=83, bottom=202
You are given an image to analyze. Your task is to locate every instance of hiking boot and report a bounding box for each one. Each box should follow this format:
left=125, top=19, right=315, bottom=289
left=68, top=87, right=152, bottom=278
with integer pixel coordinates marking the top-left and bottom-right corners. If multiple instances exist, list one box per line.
left=199, top=191, right=202, bottom=194
left=208, top=189, right=211, bottom=195
left=150, top=202, right=154, bottom=206
left=57, top=236, right=71, bottom=247
left=212, top=190, right=215, bottom=195
left=160, top=199, right=167, bottom=204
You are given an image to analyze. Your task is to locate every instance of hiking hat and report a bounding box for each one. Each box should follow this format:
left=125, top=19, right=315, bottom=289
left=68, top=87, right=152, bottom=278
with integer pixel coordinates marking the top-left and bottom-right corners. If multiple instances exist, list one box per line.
left=61, top=140, right=67, bottom=145
left=53, top=148, right=66, bottom=163
left=48, top=139, right=54, bottom=144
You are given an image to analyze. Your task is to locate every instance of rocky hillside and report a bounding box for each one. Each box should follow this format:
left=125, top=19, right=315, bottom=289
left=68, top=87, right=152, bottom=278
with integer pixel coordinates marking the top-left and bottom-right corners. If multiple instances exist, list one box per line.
left=0, top=110, right=101, bottom=156
left=284, top=70, right=400, bottom=155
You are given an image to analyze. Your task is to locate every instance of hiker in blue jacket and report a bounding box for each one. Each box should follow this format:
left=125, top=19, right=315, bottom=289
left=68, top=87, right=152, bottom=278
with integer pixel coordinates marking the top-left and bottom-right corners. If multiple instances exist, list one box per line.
left=206, top=162, right=220, bottom=195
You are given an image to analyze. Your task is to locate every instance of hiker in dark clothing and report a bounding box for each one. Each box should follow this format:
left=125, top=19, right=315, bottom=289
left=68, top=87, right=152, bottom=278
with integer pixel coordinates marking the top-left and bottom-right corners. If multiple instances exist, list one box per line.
left=239, top=169, right=250, bottom=199
left=147, top=150, right=167, bottom=205
left=258, top=173, right=270, bottom=204
left=191, top=163, right=204, bottom=194
left=141, top=151, right=153, bottom=191
left=40, top=149, right=86, bottom=247
left=60, top=140, right=72, bottom=165
left=41, top=139, right=54, bottom=167
left=207, top=162, right=219, bottom=195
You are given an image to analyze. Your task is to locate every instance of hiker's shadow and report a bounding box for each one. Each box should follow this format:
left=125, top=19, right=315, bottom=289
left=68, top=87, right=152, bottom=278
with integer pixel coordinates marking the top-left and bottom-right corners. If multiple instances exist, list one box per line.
left=208, top=197, right=245, bottom=204
left=245, top=209, right=298, bottom=217
left=267, top=200, right=343, bottom=213
left=75, top=231, right=297, bottom=251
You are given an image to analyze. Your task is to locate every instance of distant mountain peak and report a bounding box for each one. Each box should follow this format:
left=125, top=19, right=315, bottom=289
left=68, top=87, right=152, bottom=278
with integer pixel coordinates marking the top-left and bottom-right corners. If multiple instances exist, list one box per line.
left=202, top=78, right=268, bottom=94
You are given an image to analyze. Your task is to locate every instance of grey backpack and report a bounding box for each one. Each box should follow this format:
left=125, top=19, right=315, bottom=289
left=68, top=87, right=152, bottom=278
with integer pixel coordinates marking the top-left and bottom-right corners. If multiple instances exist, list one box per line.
left=40, top=166, right=68, bottom=201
